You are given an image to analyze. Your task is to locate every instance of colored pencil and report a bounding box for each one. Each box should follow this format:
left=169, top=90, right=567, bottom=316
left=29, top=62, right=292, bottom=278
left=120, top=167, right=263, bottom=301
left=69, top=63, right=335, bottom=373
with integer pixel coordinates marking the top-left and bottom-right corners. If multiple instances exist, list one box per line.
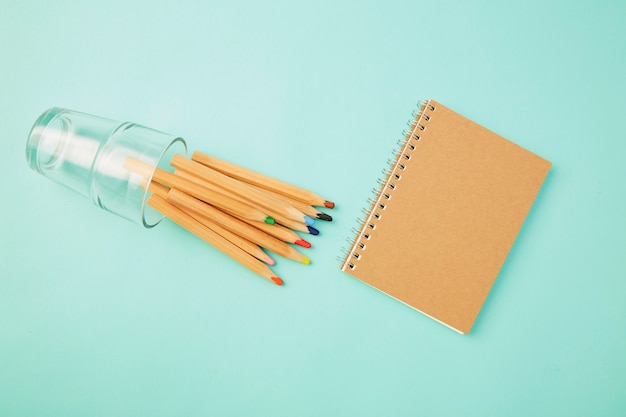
left=174, top=168, right=313, bottom=230
left=171, top=154, right=313, bottom=225
left=165, top=187, right=310, bottom=264
left=233, top=215, right=312, bottom=248
left=125, top=147, right=334, bottom=286
left=242, top=182, right=332, bottom=221
left=191, top=150, right=335, bottom=209
left=147, top=194, right=283, bottom=286
left=261, top=209, right=319, bottom=235
left=149, top=183, right=275, bottom=266
left=125, top=157, right=274, bottom=224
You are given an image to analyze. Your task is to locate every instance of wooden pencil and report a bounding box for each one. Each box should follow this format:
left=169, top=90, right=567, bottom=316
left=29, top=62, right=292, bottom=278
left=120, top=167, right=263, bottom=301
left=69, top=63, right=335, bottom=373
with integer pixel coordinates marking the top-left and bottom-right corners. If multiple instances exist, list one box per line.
left=174, top=168, right=315, bottom=233
left=262, top=209, right=319, bottom=235
left=124, top=157, right=274, bottom=224
left=186, top=210, right=276, bottom=266
left=165, top=187, right=310, bottom=264
left=171, top=154, right=313, bottom=225
left=147, top=194, right=283, bottom=286
left=191, top=150, right=335, bottom=209
left=233, top=214, right=312, bottom=248
left=183, top=162, right=331, bottom=221
left=149, top=183, right=275, bottom=266
left=174, top=167, right=317, bottom=234
left=242, top=182, right=333, bottom=221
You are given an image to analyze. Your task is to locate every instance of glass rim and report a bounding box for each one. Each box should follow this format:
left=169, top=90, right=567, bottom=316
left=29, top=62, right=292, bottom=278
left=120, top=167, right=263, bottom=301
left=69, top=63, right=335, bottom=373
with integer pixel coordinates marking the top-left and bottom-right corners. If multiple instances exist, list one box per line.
left=141, top=136, right=187, bottom=228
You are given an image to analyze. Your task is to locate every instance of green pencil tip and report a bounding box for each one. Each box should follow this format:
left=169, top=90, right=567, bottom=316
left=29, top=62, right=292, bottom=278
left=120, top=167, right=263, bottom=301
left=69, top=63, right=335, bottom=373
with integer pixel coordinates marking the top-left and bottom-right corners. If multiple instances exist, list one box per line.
left=265, top=216, right=275, bottom=225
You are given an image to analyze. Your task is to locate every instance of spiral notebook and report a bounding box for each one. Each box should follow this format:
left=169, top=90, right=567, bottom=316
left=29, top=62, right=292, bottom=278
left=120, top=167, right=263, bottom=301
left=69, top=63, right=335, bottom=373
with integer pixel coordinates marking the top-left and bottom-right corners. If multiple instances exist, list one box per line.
left=341, top=99, right=551, bottom=334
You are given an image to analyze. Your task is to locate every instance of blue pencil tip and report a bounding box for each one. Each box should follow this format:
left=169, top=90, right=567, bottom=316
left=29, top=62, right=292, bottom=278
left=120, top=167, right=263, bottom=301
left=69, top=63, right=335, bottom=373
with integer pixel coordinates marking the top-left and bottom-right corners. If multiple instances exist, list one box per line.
left=304, top=216, right=314, bottom=226
left=307, top=225, right=319, bottom=235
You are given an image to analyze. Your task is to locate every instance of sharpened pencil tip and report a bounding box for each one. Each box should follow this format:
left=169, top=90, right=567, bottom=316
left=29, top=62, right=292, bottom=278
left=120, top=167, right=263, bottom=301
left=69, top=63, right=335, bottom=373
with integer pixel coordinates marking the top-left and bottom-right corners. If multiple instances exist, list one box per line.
left=301, top=256, right=311, bottom=265
left=307, top=226, right=319, bottom=235
left=316, top=213, right=333, bottom=221
left=304, top=216, right=314, bottom=226
left=264, top=216, right=275, bottom=225
left=265, top=256, right=276, bottom=266
left=324, top=200, right=335, bottom=209
left=295, top=239, right=312, bottom=248
left=271, top=277, right=284, bottom=286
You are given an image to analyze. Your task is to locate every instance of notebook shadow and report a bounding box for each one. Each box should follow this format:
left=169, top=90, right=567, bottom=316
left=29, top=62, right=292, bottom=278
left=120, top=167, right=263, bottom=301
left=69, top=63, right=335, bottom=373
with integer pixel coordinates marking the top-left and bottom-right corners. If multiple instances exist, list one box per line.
left=470, top=166, right=556, bottom=335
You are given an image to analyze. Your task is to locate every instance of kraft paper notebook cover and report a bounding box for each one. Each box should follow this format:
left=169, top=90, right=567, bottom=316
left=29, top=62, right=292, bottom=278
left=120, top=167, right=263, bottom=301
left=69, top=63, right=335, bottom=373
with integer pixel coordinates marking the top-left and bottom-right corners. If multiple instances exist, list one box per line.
left=341, top=99, right=551, bottom=334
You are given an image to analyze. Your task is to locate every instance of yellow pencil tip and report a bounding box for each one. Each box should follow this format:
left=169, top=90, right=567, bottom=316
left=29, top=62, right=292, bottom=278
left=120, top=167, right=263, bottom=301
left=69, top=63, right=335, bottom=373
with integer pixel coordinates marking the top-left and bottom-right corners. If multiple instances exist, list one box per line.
left=302, top=256, right=311, bottom=265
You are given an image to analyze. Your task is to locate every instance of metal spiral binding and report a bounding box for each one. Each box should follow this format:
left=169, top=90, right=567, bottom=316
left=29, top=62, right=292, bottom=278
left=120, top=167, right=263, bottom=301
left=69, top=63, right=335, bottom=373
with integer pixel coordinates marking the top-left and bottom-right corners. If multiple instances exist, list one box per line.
left=340, top=99, right=436, bottom=272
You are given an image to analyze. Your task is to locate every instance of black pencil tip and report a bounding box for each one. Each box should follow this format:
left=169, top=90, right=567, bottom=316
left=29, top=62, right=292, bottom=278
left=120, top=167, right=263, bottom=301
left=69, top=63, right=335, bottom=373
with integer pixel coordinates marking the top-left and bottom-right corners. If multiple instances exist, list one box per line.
left=316, top=213, right=333, bottom=221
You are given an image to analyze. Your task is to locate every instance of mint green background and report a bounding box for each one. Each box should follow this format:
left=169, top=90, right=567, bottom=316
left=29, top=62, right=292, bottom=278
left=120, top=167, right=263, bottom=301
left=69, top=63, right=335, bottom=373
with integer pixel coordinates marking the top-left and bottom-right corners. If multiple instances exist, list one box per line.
left=1, top=1, right=624, bottom=416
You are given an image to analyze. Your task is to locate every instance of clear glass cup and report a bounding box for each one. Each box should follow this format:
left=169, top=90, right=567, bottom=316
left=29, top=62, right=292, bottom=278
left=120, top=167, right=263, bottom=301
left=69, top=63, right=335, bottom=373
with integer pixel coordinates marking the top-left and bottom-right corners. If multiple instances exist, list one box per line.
left=25, top=107, right=187, bottom=227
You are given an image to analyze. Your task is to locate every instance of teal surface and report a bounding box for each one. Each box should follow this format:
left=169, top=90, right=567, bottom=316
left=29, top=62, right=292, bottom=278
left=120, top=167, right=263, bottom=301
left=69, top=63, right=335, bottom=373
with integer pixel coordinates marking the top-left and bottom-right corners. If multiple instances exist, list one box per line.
left=1, top=1, right=624, bottom=416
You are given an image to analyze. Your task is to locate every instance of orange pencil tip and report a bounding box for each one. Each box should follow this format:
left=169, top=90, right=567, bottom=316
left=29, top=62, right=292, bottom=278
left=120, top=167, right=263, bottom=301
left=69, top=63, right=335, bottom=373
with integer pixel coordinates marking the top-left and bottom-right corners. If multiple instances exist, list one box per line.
left=271, top=277, right=284, bottom=286
left=324, top=200, right=335, bottom=209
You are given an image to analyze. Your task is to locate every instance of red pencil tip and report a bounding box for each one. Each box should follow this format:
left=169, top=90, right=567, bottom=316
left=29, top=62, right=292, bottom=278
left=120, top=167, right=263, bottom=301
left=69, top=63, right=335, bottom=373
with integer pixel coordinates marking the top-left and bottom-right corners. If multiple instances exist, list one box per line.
left=324, top=200, right=335, bottom=209
left=295, top=239, right=312, bottom=248
left=271, top=277, right=284, bottom=286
